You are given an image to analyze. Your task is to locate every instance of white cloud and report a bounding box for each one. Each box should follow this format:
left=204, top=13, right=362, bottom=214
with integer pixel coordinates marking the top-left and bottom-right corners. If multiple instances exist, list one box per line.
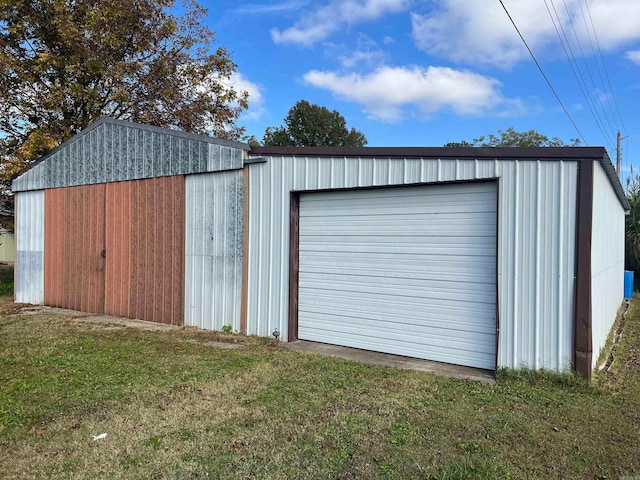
left=229, top=73, right=266, bottom=121
left=382, top=35, right=395, bottom=45
left=303, top=65, right=524, bottom=121
left=626, top=50, right=640, bottom=64
left=271, top=0, right=407, bottom=46
left=232, top=0, right=310, bottom=15
left=333, top=34, right=387, bottom=68
left=339, top=49, right=386, bottom=68
left=411, top=0, right=640, bottom=68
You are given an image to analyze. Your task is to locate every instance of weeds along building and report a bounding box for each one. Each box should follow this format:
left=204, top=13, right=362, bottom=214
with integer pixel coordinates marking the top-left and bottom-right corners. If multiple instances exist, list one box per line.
left=13, top=118, right=628, bottom=380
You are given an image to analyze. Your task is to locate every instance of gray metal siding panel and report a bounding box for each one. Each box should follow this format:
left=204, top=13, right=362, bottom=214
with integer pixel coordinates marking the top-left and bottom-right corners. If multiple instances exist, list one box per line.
left=12, top=121, right=246, bottom=192
left=184, top=171, right=243, bottom=331
left=15, top=190, right=45, bottom=304
left=248, top=156, right=578, bottom=372
left=591, top=161, right=625, bottom=367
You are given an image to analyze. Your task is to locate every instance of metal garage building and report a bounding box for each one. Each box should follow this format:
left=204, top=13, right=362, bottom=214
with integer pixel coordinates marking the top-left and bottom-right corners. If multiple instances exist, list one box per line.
left=13, top=119, right=628, bottom=380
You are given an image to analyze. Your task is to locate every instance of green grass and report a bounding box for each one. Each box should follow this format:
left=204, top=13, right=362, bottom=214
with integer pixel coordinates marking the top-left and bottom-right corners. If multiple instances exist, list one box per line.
left=0, top=264, right=13, bottom=295
left=1, top=295, right=639, bottom=479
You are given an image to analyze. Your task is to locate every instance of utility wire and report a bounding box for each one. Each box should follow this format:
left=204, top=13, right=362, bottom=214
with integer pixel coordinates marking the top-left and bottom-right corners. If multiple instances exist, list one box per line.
left=576, top=0, right=616, bottom=132
left=542, top=0, right=610, bottom=149
left=583, top=0, right=628, bottom=134
left=544, top=0, right=614, bottom=150
left=559, top=0, right=617, bottom=143
left=497, top=0, right=588, bottom=145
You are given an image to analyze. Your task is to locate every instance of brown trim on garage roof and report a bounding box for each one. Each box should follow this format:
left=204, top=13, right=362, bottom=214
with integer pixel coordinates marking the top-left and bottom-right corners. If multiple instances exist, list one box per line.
left=249, top=146, right=629, bottom=212
left=251, top=145, right=607, bottom=160
left=573, top=160, right=594, bottom=381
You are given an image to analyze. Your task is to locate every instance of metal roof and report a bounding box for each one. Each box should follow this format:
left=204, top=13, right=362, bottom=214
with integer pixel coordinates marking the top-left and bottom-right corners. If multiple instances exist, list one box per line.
left=12, top=118, right=249, bottom=192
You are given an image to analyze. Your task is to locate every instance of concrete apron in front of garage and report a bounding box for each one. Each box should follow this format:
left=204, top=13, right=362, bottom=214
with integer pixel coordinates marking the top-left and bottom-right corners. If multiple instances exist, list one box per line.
left=286, top=340, right=496, bottom=384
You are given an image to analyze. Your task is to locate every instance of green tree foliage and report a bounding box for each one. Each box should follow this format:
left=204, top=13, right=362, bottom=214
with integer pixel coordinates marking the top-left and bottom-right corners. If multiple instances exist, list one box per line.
left=262, top=100, right=367, bottom=147
left=626, top=171, right=640, bottom=272
left=0, top=0, right=249, bottom=200
left=446, top=127, right=581, bottom=147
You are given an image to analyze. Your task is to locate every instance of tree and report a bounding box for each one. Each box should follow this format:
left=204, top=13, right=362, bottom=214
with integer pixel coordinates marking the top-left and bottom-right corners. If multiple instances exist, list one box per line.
left=626, top=170, right=640, bottom=272
left=262, top=100, right=367, bottom=147
left=0, top=0, right=249, bottom=200
left=445, top=127, right=581, bottom=147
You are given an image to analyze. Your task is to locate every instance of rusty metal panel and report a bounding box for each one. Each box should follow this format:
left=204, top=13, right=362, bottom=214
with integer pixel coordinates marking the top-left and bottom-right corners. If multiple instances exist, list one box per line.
left=44, top=184, right=105, bottom=313
left=104, top=181, right=132, bottom=318
left=104, top=176, right=184, bottom=325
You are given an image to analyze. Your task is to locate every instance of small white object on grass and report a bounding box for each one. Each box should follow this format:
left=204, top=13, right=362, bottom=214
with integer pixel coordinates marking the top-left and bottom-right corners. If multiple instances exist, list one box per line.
left=92, top=433, right=107, bottom=441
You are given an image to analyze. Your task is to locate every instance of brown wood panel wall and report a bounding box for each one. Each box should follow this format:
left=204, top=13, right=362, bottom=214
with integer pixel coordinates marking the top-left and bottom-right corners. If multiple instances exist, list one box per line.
left=44, top=185, right=106, bottom=313
left=104, top=176, right=184, bottom=325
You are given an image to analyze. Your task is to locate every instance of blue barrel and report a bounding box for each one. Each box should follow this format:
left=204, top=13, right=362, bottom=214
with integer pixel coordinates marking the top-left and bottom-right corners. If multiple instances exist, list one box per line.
left=624, top=270, right=634, bottom=299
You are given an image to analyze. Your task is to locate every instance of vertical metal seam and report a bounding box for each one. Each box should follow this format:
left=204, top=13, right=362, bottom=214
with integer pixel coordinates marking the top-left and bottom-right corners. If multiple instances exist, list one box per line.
left=534, top=160, right=541, bottom=368
left=557, top=161, right=565, bottom=369
left=512, top=160, right=520, bottom=367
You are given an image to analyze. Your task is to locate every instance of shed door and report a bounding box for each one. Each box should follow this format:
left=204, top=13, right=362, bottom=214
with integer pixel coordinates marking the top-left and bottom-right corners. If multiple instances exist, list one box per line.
left=45, top=184, right=106, bottom=313
left=105, top=177, right=184, bottom=325
left=44, top=177, right=184, bottom=325
left=297, top=182, right=498, bottom=370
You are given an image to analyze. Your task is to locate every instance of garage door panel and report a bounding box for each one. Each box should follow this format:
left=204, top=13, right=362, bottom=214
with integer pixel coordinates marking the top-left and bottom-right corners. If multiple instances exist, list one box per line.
left=297, top=182, right=497, bottom=370
left=300, top=331, right=495, bottom=370
left=302, top=222, right=497, bottom=237
left=301, top=184, right=495, bottom=204
left=298, top=291, right=495, bottom=329
left=299, top=305, right=496, bottom=336
left=299, top=244, right=496, bottom=257
left=300, top=252, right=496, bottom=272
left=302, top=181, right=494, bottom=200
left=301, top=203, right=496, bottom=217
left=299, top=316, right=495, bottom=370
left=299, top=269, right=496, bottom=288
left=299, top=276, right=495, bottom=304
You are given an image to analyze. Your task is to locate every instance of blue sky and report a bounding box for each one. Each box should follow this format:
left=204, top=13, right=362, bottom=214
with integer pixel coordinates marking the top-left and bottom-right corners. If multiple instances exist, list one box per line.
left=206, top=0, right=639, bottom=177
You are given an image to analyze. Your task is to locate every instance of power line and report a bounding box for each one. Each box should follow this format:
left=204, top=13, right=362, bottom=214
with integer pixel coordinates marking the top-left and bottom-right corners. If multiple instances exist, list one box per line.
left=543, top=0, right=615, bottom=150
left=559, top=0, right=617, bottom=143
left=497, top=0, right=588, bottom=145
left=583, top=0, right=628, bottom=135
left=576, top=0, right=614, bottom=129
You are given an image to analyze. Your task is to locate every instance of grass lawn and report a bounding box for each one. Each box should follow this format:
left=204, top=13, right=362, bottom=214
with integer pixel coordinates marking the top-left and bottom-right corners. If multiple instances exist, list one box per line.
left=0, top=295, right=639, bottom=479
left=0, top=264, right=13, bottom=295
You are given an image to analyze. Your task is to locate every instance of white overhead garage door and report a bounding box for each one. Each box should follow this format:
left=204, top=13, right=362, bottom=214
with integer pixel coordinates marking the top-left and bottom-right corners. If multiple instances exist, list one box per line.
left=297, top=181, right=497, bottom=370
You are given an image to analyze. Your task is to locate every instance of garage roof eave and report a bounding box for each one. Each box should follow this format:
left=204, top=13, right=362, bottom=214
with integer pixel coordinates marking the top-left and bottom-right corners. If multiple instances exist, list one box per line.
left=248, top=145, right=629, bottom=213
left=249, top=145, right=607, bottom=160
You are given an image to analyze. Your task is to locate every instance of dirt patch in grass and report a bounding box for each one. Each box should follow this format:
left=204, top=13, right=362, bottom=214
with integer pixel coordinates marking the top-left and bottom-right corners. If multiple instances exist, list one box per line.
left=1, top=297, right=639, bottom=479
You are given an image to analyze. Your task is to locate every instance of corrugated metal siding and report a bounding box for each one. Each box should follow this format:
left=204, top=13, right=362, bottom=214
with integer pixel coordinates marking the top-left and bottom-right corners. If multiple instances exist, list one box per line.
left=15, top=191, right=44, bottom=304
left=591, top=161, right=625, bottom=367
left=247, top=156, right=578, bottom=371
left=12, top=119, right=245, bottom=192
left=105, top=176, right=185, bottom=325
left=184, top=171, right=243, bottom=331
left=297, top=183, right=497, bottom=369
left=44, top=185, right=105, bottom=313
